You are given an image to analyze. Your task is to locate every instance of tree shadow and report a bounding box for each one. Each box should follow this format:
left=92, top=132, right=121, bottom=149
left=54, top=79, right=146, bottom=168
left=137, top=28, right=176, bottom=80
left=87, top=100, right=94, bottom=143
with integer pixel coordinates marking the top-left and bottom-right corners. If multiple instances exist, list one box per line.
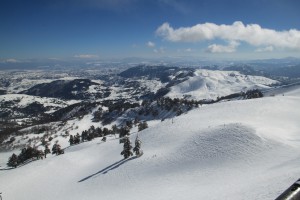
left=0, top=157, right=42, bottom=170
left=78, top=156, right=137, bottom=183
left=0, top=167, right=14, bottom=171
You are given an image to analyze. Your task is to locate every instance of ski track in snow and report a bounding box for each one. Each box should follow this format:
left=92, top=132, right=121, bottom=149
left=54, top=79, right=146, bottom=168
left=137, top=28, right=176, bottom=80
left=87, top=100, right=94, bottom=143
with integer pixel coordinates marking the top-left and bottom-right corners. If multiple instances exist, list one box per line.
left=1, top=85, right=300, bottom=200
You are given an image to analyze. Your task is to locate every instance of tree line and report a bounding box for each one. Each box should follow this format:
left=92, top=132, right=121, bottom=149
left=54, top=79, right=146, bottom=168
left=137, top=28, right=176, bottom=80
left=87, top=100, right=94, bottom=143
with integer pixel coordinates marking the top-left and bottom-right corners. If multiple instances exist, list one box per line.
left=7, top=120, right=148, bottom=168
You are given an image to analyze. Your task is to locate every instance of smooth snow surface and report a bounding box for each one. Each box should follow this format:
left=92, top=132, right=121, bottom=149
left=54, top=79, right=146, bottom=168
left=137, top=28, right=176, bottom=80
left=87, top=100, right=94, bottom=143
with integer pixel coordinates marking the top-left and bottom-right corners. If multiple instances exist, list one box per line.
left=167, top=69, right=278, bottom=100
left=1, top=86, right=300, bottom=200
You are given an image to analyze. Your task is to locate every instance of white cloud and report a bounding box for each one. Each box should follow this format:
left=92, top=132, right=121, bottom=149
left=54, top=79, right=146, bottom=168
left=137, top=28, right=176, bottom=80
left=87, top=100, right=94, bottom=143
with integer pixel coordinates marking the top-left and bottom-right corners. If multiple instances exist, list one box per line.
left=255, top=46, right=274, bottom=52
left=184, top=48, right=192, bottom=52
left=5, top=58, right=19, bottom=63
left=153, top=47, right=165, bottom=53
left=74, top=54, right=99, bottom=59
left=147, top=41, right=155, bottom=48
left=156, top=21, right=300, bottom=50
left=207, top=41, right=240, bottom=53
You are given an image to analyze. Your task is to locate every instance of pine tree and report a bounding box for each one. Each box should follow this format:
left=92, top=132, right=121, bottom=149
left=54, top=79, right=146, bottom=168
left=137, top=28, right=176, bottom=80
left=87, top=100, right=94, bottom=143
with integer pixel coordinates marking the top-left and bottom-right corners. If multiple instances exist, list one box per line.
left=133, top=136, right=142, bottom=156
left=138, top=121, right=148, bottom=132
left=121, top=136, right=133, bottom=159
left=33, top=148, right=44, bottom=160
left=44, top=145, right=51, bottom=158
left=7, top=153, right=18, bottom=168
left=81, top=130, right=87, bottom=142
left=74, top=133, right=81, bottom=144
left=112, top=124, right=118, bottom=135
left=52, top=143, right=58, bottom=155
left=69, top=135, right=74, bottom=145
left=52, top=143, right=64, bottom=155
left=103, top=128, right=109, bottom=136
left=119, top=126, right=130, bottom=143
left=95, top=127, right=102, bottom=137
left=57, top=144, right=64, bottom=155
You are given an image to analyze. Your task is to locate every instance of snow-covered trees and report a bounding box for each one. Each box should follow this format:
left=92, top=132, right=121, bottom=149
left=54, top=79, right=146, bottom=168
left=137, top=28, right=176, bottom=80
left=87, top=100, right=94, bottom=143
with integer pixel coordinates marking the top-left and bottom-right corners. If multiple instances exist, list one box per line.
left=7, top=146, right=45, bottom=168
left=81, top=130, right=88, bottom=142
left=44, top=145, right=51, bottom=158
left=7, top=153, right=18, bottom=168
left=52, top=143, right=64, bottom=155
left=121, top=136, right=133, bottom=159
left=138, top=121, right=148, bottom=132
left=69, top=135, right=74, bottom=145
left=243, top=89, right=263, bottom=99
left=119, top=126, right=130, bottom=143
left=74, top=133, right=81, bottom=144
left=133, top=136, right=142, bottom=156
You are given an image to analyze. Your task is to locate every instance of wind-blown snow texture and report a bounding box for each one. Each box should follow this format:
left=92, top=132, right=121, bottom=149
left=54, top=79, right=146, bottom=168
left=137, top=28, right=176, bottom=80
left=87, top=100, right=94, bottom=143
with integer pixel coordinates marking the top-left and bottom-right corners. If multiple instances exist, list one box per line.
left=1, top=86, right=300, bottom=200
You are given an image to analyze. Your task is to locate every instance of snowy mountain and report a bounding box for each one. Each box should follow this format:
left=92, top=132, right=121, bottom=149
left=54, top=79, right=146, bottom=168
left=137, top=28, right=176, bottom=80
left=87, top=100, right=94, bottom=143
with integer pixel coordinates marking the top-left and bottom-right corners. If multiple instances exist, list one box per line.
left=167, top=69, right=277, bottom=100
left=1, top=66, right=300, bottom=200
left=0, top=83, right=300, bottom=200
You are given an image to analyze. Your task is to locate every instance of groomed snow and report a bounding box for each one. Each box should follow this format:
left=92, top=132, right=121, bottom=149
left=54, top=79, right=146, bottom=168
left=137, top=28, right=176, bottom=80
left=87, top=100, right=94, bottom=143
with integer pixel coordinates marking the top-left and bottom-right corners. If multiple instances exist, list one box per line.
left=167, top=69, right=278, bottom=100
left=1, top=86, right=300, bottom=200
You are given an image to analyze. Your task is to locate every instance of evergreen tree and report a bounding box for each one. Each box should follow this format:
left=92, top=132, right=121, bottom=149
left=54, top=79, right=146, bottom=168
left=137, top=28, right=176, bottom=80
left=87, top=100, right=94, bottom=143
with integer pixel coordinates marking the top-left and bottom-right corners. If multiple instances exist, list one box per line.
left=52, top=143, right=58, bottom=155
left=126, top=120, right=133, bottom=129
left=96, top=127, right=102, bottom=137
left=44, top=145, right=51, bottom=158
left=18, top=146, right=35, bottom=163
left=81, top=130, right=88, bottom=142
left=134, top=117, right=139, bottom=126
left=33, top=148, right=44, bottom=160
left=121, top=136, right=133, bottom=159
left=52, top=143, right=64, bottom=155
left=103, top=127, right=109, bottom=136
left=112, top=124, right=118, bottom=134
left=119, top=126, right=130, bottom=143
left=133, top=136, right=142, bottom=156
left=138, top=121, right=148, bottom=132
left=69, top=135, right=74, bottom=145
left=7, top=153, right=18, bottom=168
left=74, top=133, right=80, bottom=144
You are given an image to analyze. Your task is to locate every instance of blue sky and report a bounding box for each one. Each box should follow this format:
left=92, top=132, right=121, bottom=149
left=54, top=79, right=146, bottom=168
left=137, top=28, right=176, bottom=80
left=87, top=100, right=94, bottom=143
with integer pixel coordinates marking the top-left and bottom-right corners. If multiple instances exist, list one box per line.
left=1, top=0, right=300, bottom=61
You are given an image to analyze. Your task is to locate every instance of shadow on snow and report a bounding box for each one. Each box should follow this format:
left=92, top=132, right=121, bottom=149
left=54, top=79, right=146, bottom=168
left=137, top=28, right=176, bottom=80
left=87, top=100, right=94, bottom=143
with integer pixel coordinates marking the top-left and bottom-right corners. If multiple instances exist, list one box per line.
left=78, top=156, right=137, bottom=183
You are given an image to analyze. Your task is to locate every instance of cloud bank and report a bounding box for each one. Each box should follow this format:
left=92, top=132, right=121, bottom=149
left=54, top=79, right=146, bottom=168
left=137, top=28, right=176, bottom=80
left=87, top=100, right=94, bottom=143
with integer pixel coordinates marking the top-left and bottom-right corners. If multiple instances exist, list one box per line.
left=156, top=21, right=300, bottom=51
left=255, top=46, right=274, bottom=52
left=207, top=41, right=240, bottom=53
left=74, top=54, right=99, bottom=59
left=5, top=58, right=19, bottom=63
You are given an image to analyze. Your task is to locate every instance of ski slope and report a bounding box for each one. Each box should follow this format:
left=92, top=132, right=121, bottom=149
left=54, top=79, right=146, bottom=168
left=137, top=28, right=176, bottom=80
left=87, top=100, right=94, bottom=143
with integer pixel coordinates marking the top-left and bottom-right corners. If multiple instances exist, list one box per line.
left=1, top=86, right=300, bottom=200
left=167, top=69, right=278, bottom=100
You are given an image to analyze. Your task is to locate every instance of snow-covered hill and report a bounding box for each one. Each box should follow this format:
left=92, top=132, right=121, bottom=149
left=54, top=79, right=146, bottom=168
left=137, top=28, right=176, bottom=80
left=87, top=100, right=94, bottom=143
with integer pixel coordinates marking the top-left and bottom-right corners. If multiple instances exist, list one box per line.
left=167, top=69, right=278, bottom=100
left=1, top=84, right=300, bottom=200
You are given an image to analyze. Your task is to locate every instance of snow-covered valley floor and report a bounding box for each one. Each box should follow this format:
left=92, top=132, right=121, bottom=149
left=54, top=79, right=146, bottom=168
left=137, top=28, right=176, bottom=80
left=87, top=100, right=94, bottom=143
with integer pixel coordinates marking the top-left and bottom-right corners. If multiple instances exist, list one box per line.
left=1, top=87, right=300, bottom=200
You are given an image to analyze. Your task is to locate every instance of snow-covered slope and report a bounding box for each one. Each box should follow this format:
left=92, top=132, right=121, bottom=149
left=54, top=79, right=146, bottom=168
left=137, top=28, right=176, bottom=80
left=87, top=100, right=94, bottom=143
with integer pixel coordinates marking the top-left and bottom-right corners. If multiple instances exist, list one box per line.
left=167, top=69, right=278, bottom=100
left=1, top=86, right=300, bottom=200
left=0, top=94, right=79, bottom=108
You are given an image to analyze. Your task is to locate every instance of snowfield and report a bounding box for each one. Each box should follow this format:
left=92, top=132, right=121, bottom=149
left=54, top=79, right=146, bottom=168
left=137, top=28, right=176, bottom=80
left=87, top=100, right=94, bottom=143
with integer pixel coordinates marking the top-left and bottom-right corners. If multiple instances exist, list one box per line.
left=1, top=86, right=300, bottom=200
left=0, top=94, right=79, bottom=107
left=167, top=69, right=278, bottom=100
